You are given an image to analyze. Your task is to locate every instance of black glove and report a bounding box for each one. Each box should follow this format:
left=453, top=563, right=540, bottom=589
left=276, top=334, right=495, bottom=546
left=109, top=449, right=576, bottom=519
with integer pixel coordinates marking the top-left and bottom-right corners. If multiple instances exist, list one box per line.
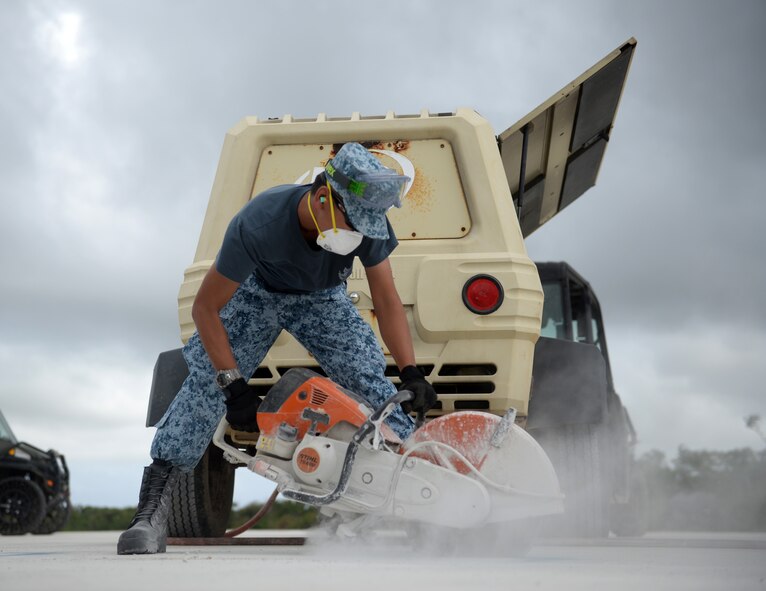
left=223, top=378, right=261, bottom=432
left=398, top=365, right=438, bottom=415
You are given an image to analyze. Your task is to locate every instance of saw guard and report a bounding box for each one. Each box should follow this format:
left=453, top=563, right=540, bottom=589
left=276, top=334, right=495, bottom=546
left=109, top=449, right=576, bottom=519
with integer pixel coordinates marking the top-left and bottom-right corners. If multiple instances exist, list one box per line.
left=402, top=411, right=564, bottom=520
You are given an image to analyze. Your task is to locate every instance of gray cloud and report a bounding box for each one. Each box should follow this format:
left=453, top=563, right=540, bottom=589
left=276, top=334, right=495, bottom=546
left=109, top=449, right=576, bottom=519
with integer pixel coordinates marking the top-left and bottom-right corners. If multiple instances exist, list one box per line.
left=527, top=1, right=766, bottom=332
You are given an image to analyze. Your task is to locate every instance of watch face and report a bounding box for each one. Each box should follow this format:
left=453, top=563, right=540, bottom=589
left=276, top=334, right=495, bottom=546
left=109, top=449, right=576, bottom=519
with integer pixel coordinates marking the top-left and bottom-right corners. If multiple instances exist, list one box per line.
left=215, top=374, right=227, bottom=388
left=216, top=371, right=233, bottom=388
left=216, top=369, right=240, bottom=389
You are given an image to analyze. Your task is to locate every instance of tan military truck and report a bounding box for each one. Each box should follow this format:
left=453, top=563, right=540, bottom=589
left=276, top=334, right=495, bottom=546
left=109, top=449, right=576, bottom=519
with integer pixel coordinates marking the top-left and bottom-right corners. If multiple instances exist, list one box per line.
left=147, top=39, right=643, bottom=538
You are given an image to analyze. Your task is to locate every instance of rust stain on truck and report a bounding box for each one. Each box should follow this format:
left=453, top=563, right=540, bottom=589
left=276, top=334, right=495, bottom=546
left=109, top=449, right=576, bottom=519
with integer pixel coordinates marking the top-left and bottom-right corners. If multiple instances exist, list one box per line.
left=404, top=169, right=433, bottom=214
left=331, top=139, right=411, bottom=156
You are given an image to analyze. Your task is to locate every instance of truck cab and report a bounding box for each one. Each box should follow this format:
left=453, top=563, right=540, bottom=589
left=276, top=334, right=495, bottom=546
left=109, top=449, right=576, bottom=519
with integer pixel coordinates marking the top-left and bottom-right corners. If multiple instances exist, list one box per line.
left=529, top=262, right=643, bottom=535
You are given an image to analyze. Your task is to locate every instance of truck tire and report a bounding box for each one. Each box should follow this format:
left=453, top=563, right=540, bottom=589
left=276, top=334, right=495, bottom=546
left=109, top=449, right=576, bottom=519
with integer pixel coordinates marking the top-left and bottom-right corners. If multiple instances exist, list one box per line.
left=33, top=496, right=72, bottom=534
left=533, top=424, right=609, bottom=537
left=167, top=443, right=235, bottom=537
left=0, top=477, right=47, bottom=535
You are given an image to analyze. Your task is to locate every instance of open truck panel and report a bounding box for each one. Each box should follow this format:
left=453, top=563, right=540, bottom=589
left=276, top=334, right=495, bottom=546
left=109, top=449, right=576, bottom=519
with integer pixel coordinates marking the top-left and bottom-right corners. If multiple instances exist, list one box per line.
left=499, top=39, right=636, bottom=237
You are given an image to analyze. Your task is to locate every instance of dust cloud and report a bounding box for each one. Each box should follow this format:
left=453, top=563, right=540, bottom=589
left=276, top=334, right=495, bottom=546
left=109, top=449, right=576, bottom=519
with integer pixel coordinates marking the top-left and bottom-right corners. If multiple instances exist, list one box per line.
left=302, top=512, right=539, bottom=560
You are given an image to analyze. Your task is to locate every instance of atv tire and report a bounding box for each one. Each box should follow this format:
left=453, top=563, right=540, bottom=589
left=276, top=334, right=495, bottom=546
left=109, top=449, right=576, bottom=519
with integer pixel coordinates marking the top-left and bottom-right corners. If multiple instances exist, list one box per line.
left=33, top=496, right=72, bottom=535
left=533, top=423, right=609, bottom=538
left=0, top=477, right=47, bottom=535
left=167, top=443, right=235, bottom=537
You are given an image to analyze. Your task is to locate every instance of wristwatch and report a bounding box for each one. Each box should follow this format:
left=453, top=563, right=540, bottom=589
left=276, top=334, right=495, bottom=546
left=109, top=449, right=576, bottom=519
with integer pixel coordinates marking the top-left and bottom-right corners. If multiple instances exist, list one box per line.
left=215, top=368, right=243, bottom=390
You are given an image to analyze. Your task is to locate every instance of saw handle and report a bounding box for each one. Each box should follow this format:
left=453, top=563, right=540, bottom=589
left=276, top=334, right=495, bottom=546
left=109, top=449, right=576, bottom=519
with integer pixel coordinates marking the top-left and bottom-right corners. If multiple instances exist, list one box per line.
left=398, top=389, right=426, bottom=428
left=354, top=390, right=415, bottom=443
left=390, top=389, right=425, bottom=426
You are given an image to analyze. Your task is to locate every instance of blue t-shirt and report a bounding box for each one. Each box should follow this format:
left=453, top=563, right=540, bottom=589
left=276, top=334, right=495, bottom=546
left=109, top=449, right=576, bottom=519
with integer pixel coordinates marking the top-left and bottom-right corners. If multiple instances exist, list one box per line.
left=215, top=184, right=398, bottom=293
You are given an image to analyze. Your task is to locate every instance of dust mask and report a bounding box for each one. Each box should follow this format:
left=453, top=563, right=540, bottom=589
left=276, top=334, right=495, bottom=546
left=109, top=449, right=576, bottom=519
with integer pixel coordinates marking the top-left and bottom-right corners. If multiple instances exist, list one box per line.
left=316, top=228, right=364, bottom=255
left=307, top=190, right=363, bottom=256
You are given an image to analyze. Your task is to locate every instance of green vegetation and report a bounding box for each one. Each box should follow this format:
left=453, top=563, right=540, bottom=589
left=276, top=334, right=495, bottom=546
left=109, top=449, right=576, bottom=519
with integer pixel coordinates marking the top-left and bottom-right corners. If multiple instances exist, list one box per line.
left=637, top=447, right=766, bottom=531
left=63, top=500, right=317, bottom=532
left=64, top=506, right=137, bottom=531
left=228, top=501, right=318, bottom=530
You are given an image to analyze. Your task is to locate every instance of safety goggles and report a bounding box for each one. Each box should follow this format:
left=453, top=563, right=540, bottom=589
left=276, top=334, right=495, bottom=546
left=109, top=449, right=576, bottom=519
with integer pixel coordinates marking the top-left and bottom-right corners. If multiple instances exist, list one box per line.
left=325, top=161, right=410, bottom=210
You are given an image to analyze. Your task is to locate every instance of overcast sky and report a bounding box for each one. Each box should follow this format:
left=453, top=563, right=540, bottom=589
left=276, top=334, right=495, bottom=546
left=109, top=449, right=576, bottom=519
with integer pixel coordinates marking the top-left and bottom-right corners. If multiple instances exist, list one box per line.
left=1, top=0, right=764, bottom=507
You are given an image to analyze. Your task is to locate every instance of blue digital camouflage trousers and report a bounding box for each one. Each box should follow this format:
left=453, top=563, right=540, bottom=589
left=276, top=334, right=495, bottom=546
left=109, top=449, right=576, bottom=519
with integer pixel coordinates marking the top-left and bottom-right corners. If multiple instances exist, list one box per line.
left=150, top=274, right=415, bottom=469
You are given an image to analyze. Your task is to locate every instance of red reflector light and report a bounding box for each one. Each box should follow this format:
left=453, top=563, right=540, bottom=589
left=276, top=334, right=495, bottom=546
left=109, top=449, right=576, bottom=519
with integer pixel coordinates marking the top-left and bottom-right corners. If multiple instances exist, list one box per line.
left=462, top=275, right=504, bottom=315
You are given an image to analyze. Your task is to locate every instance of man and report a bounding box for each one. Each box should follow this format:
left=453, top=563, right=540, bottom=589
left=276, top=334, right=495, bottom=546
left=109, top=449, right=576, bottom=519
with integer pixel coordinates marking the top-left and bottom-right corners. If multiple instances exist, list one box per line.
left=117, top=143, right=438, bottom=554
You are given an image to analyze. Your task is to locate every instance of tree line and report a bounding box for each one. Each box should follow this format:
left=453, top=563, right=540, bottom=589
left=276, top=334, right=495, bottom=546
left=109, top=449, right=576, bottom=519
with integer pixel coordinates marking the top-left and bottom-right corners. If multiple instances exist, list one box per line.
left=637, top=446, right=766, bottom=531
left=63, top=500, right=318, bottom=532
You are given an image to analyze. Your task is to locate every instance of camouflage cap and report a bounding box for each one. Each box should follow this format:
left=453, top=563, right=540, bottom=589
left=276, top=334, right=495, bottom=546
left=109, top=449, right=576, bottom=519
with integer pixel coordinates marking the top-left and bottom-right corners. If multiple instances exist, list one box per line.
left=325, top=143, right=409, bottom=240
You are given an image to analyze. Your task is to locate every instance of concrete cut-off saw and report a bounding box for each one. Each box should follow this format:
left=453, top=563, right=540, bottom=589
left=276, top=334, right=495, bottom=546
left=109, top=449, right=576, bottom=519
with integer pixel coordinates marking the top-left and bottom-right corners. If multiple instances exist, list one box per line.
left=213, top=368, right=563, bottom=547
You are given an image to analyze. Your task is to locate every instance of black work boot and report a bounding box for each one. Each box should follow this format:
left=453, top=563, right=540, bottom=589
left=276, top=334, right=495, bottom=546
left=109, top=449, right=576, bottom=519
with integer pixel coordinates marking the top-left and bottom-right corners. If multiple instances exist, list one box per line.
left=117, top=462, right=179, bottom=555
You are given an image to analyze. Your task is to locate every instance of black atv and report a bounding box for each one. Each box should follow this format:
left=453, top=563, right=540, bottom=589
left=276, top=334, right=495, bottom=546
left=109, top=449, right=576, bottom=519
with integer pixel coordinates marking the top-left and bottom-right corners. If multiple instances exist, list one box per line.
left=0, top=410, right=71, bottom=535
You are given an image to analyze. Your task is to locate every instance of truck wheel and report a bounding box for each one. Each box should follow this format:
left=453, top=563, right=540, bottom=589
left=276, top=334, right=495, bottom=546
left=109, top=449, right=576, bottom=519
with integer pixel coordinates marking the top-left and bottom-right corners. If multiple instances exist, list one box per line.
left=0, top=477, right=47, bottom=535
left=533, top=424, right=609, bottom=537
left=167, top=443, right=235, bottom=537
left=33, top=496, right=72, bottom=534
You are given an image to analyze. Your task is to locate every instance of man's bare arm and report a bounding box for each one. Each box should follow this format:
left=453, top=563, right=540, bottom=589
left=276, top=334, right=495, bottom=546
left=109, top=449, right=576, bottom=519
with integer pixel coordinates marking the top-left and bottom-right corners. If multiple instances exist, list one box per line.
left=366, top=259, right=416, bottom=371
left=191, top=266, right=241, bottom=371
